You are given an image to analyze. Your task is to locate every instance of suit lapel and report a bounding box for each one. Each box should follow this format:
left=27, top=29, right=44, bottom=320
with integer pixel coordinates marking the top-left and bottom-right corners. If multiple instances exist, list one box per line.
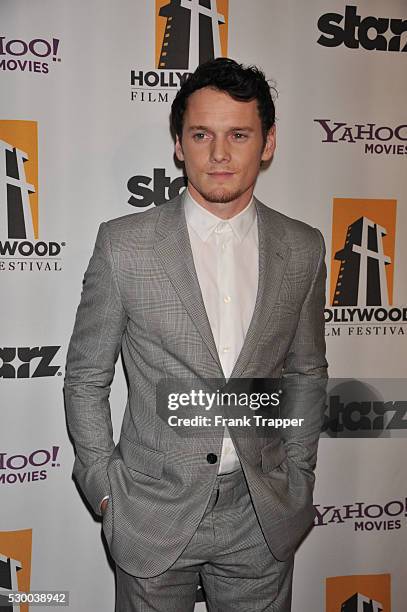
left=230, top=199, right=291, bottom=378
left=153, top=194, right=223, bottom=374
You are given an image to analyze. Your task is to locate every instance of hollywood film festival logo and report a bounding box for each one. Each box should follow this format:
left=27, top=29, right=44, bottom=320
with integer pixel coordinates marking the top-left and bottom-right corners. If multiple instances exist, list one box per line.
left=0, top=35, right=61, bottom=74
left=0, top=120, right=65, bottom=272
left=326, top=574, right=391, bottom=612
left=325, top=198, right=407, bottom=337
left=130, top=0, right=228, bottom=103
left=0, top=529, right=32, bottom=612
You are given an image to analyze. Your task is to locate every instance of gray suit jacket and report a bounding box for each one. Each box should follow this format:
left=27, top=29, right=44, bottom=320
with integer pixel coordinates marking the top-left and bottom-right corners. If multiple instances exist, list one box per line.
left=64, top=193, right=328, bottom=577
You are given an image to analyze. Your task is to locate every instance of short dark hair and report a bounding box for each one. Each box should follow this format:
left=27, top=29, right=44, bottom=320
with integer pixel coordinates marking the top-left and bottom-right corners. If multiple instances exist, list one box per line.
left=171, top=57, right=276, bottom=143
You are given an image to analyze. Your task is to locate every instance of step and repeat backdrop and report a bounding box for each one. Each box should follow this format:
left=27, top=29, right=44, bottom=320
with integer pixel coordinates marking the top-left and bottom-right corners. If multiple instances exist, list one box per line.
left=1, top=1, right=406, bottom=610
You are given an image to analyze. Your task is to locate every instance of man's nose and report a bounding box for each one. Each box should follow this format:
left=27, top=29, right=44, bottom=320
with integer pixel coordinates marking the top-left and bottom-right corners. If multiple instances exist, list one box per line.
left=210, top=136, right=231, bottom=163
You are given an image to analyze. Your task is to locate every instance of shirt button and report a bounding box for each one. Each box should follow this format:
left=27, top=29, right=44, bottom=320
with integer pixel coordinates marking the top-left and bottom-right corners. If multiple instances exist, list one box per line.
left=221, top=243, right=227, bottom=251
left=223, top=295, right=231, bottom=304
left=222, top=347, right=230, bottom=353
left=206, top=453, right=217, bottom=464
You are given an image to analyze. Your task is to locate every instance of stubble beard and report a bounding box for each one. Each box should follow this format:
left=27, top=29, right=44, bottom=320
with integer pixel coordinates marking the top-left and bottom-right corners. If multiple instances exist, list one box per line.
left=193, top=186, right=244, bottom=205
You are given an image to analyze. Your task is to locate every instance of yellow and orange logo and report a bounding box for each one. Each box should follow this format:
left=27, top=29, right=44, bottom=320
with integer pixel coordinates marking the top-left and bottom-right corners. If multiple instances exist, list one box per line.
left=155, top=0, right=228, bottom=70
left=330, top=198, right=397, bottom=307
left=0, top=120, right=39, bottom=240
left=0, top=529, right=32, bottom=612
left=326, top=573, right=391, bottom=611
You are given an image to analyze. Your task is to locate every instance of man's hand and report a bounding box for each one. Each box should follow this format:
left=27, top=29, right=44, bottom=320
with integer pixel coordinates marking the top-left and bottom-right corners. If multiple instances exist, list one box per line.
left=100, top=497, right=109, bottom=515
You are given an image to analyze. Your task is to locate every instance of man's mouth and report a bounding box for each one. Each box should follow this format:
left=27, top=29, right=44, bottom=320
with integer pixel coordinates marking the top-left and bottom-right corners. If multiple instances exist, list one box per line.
left=207, top=171, right=235, bottom=178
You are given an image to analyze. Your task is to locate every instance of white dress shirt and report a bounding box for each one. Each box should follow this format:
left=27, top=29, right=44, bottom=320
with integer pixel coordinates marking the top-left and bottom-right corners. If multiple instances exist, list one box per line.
left=184, top=190, right=259, bottom=473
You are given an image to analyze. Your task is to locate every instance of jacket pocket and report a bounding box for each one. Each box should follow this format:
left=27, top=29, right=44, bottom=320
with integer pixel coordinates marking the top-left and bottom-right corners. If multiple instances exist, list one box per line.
left=261, top=438, right=287, bottom=472
left=119, top=434, right=164, bottom=480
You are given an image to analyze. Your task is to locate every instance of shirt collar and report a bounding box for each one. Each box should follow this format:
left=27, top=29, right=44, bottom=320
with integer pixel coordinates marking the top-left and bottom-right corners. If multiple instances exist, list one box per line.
left=184, top=188, right=256, bottom=243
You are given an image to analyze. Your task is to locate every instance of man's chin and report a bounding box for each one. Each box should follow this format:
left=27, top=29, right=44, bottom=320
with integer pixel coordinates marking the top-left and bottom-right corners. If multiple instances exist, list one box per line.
left=200, top=189, right=242, bottom=204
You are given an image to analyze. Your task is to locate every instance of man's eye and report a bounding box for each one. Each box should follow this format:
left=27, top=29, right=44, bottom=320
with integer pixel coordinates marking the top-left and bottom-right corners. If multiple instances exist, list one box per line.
left=193, top=132, right=206, bottom=140
left=233, top=132, right=247, bottom=140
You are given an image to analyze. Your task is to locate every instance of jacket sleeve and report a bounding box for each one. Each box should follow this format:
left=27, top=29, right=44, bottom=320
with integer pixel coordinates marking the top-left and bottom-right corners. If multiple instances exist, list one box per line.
left=64, top=222, right=128, bottom=515
left=279, top=227, right=328, bottom=485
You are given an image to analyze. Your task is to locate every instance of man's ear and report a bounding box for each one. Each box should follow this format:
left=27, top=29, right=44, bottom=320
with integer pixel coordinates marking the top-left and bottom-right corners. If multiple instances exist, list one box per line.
left=175, top=135, right=184, bottom=162
left=261, top=125, right=276, bottom=162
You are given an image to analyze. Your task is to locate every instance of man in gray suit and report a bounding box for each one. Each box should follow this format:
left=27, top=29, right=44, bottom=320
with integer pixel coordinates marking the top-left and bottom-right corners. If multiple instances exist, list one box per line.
left=65, top=58, right=327, bottom=611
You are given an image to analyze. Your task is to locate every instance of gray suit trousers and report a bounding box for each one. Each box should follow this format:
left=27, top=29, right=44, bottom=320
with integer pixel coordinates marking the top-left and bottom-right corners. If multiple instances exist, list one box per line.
left=115, top=467, right=294, bottom=612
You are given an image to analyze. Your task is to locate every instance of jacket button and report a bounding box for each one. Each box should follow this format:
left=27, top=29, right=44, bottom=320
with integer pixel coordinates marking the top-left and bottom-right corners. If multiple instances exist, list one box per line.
left=206, top=453, right=217, bottom=464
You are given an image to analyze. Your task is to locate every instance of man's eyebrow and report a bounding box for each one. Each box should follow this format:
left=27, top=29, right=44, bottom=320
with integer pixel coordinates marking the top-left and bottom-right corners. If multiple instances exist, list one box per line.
left=187, top=125, right=255, bottom=132
left=228, top=126, right=254, bottom=132
left=187, top=125, right=210, bottom=132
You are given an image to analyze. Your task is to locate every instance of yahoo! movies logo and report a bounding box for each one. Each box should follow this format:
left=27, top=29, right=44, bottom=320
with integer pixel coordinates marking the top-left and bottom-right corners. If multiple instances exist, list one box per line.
left=0, top=446, right=61, bottom=486
left=0, top=530, right=32, bottom=612
left=0, top=121, right=65, bottom=272
left=0, top=36, right=61, bottom=74
left=315, top=497, right=407, bottom=534
left=326, top=574, right=390, bottom=612
left=318, top=5, right=407, bottom=52
left=325, top=199, right=407, bottom=338
left=314, top=120, right=407, bottom=156
left=130, top=0, right=228, bottom=103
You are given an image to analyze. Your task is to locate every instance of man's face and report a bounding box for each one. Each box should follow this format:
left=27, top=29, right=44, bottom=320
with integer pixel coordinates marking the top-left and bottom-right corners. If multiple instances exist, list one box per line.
left=175, top=86, right=276, bottom=217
